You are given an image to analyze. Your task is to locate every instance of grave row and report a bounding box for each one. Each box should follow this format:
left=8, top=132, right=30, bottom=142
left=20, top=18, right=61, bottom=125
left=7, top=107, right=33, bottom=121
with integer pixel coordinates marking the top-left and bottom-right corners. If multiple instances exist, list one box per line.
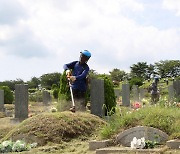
left=0, top=80, right=179, bottom=120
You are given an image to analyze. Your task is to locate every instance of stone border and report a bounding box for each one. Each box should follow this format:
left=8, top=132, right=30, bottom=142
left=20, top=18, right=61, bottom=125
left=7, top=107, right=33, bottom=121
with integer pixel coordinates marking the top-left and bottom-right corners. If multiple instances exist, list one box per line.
left=89, top=139, right=112, bottom=150
left=96, top=146, right=168, bottom=154
left=167, top=139, right=180, bottom=149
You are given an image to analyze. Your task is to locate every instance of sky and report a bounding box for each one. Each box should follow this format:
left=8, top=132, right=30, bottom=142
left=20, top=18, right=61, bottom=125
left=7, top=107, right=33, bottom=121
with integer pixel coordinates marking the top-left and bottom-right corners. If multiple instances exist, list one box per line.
left=0, top=0, right=180, bottom=82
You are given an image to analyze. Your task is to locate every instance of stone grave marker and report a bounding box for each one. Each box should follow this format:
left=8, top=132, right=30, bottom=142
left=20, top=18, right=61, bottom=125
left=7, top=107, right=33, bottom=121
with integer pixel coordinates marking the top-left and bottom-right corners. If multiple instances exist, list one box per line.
left=0, top=90, right=5, bottom=112
left=139, top=88, right=145, bottom=101
left=132, top=85, right=139, bottom=102
left=116, top=126, right=169, bottom=147
left=15, top=84, right=28, bottom=120
left=90, top=79, right=105, bottom=117
left=122, top=84, right=130, bottom=107
left=114, top=89, right=121, bottom=100
left=173, top=80, right=180, bottom=97
left=43, top=90, right=51, bottom=105
left=168, top=85, right=174, bottom=101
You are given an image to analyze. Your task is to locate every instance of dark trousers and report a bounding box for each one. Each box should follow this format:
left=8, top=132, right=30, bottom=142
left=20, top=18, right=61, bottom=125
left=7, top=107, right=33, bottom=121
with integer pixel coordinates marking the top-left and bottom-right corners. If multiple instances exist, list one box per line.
left=72, top=89, right=86, bottom=111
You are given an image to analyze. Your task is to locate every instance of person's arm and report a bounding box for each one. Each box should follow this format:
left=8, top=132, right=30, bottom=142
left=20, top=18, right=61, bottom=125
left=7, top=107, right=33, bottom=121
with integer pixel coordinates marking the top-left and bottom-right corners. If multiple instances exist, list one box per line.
left=63, top=61, right=77, bottom=79
left=63, top=61, right=77, bottom=70
left=76, top=66, right=89, bottom=80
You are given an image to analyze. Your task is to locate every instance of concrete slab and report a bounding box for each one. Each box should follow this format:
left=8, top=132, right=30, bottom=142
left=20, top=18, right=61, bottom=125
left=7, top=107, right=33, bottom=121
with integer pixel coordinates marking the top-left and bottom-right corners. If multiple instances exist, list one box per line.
left=96, top=146, right=168, bottom=154
left=89, top=140, right=112, bottom=150
left=166, top=139, right=180, bottom=149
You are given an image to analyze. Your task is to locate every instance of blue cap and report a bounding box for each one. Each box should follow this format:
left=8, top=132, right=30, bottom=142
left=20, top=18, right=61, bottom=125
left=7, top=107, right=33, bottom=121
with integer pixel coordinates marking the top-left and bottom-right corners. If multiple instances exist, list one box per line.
left=81, top=50, right=91, bottom=58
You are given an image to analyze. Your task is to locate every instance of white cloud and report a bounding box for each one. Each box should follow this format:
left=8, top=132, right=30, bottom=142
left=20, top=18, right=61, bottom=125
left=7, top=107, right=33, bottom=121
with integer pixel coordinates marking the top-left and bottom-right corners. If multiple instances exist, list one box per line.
left=0, top=0, right=180, bottom=81
left=163, top=0, right=180, bottom=16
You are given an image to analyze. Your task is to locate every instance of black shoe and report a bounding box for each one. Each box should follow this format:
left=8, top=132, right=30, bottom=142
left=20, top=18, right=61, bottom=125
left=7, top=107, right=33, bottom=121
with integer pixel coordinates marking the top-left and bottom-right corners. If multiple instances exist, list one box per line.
left=69, top=106, right=75, bottom=113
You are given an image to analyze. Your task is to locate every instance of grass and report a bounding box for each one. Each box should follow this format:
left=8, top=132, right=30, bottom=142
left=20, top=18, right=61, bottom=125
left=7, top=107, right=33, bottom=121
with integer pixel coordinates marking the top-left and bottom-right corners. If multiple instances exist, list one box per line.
left=1, top=111, right=106, bottom=146
left=100, top=105, right=180, bottom=140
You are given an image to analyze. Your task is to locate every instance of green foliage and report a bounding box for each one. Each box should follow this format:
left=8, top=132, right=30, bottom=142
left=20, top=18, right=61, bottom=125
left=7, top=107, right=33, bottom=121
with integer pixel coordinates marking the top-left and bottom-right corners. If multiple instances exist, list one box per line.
left=144, top=140, right=158, bottom=149
left=0, top=86, right=14, bottom=104
left=129, top=77, right=143, bottom=89
left=155, top=60, right=180, bottom=78
left=53, top=88, right=59, bottom=99
left=59, top=71, right=71, bottom=101
left=0, top=140, right=37, bottom=153
left=40, top=72, right=61, bottom=90
left=28, top=88, right=36, bottom=93
left=99, top=76, right=116, bottom=115
left=100, top=106, right=180, bottom=139
left=130, top=62, right=154, bottom=79
left=29, top=91, right=42, bottom=102
left=0, top=79, right=24, bottom=91
left=27, top=77, right=40, bottom=89
left=109, top=68, right=127, bottom=82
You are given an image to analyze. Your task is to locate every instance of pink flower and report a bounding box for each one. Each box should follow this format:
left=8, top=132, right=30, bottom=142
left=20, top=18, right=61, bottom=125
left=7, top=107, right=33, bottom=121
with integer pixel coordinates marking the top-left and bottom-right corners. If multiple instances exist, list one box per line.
left=133, top=102, right=141, bottom=109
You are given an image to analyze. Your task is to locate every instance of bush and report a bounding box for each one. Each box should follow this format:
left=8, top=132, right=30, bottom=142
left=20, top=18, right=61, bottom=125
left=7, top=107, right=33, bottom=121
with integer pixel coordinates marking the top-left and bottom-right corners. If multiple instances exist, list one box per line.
left=129, top=77, right=143, bottom=89
left=0, top=86, right=14, bottom=104
left=58, top=71, right=71, bottom=101
left=53, top=88, right=59, bottom=99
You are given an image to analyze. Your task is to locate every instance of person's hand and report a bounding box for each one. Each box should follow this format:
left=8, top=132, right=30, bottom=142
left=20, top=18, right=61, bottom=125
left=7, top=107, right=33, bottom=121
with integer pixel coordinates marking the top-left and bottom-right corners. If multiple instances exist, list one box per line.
left=69, top=76, right=76, bottom=82
left=66, top=70, right=71, bottom=77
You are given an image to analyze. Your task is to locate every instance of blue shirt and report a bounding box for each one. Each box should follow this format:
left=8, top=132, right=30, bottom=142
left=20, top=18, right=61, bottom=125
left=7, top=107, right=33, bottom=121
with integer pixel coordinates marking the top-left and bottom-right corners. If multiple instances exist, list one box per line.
left=63, top=61, right=89, bottom=92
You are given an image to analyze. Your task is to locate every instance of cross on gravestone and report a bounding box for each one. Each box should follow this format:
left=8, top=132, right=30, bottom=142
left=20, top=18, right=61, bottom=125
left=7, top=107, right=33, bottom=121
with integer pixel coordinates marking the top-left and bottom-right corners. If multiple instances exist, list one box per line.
left=173, top=80, right=180, bottom=97
left=90, top=79, right=105, bottom=117
left=15, top=84, right=28, bottom=120
left=0, top=90, right=5, bottom=112
left=122, top=84, right=130, bottom=107
left=132, top=85, right=139, bottom=102
left=43, top=90, right=51, bottom=105
left=168, top=85, right=175, bottom=101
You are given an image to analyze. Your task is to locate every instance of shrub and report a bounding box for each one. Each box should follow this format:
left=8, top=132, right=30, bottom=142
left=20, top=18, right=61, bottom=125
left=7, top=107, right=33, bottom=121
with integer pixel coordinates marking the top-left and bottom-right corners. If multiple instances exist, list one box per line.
left=129, top=77, right=143, bottom=89
left=58, top=71, right=71, bottom=101
left=53, top=88, right=59, bottom=99
left=0, top=86, right=14, bottom=104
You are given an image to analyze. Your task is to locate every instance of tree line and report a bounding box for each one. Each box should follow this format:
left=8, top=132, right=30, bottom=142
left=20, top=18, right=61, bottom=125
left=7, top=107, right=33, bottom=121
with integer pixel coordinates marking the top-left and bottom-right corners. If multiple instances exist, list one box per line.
left=0, top=60, right=179, bottom=91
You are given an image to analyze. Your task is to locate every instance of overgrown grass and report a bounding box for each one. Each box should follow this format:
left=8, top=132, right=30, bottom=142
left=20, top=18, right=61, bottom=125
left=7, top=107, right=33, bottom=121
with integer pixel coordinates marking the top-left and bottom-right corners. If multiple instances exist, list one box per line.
left=100, top=105, right=180, bottom=140
left=1, top=111, right=106, bottom=146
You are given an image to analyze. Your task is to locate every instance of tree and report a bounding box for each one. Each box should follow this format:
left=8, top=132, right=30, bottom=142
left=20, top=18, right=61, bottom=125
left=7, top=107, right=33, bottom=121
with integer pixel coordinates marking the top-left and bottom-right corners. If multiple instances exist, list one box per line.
left=130, top=62, right=153, bottom=80
left=40, top=72, right=61, bottom=90
left=109, top=68, right=127, bottom=82
left=155, top=60, right=180, bottom=78
left=27, top=77, right=40, bottom=89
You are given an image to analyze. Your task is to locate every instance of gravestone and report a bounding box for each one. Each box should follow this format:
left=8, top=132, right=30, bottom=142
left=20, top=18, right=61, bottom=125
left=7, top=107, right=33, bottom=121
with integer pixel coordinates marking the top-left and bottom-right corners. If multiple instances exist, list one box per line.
left=168, top=85, right=174, bottom=101
left=173, top=80, right=180, bottom=97
left=43, top=90, right=51, bottom=105
left=0, top=90, right=5, bottom=112
left=139, top=88, right=145, bottom=101
left=90, top=79, right=105, bottom=117
left=114, top=89, right=121, bottom=100
left=122, top=84, right=130, bottom=107
left=132, top=85, right=139, bottom=101
left=116, top=126, right=169, bottom=147
left=15, top=84, right=28, bottom=120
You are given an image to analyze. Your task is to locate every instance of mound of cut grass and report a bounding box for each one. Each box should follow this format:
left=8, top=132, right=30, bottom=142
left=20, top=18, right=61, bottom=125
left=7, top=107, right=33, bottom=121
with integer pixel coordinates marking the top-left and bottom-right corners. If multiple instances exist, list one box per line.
left=1, top=111, right=106, bottom=146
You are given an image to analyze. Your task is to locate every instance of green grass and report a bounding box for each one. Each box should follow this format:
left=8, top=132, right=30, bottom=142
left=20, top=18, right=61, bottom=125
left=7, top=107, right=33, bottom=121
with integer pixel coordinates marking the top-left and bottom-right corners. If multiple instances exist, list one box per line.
left=100, top=105, right=180, bottom=140
left=1, top=111, right=106, bottom=146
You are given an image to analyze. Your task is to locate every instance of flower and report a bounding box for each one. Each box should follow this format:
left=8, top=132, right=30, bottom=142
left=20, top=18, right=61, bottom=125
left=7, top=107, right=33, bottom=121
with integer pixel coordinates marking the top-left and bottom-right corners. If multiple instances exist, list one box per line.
left=131, top=137, right=145, bottom=149
left=132, top=102, right=142, bottom=109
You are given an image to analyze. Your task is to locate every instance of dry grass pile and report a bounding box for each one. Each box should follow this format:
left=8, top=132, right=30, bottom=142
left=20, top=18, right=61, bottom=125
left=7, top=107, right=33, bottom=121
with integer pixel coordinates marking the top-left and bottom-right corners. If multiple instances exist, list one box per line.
left=2, top=111, right=106, bottom=146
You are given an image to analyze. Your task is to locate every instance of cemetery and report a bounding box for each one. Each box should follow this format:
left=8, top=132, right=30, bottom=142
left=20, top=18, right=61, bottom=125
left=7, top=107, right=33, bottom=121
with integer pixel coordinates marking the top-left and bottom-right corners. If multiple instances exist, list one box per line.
left=0, top=76, right=179, bottom=154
